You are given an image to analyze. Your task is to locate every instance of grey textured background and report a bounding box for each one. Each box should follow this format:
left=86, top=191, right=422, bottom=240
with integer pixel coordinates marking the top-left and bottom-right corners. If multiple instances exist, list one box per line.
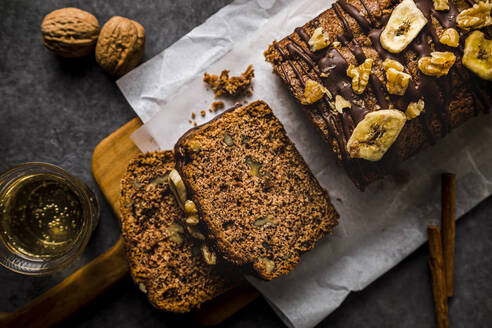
left=0, top=1, right=491, bottom=327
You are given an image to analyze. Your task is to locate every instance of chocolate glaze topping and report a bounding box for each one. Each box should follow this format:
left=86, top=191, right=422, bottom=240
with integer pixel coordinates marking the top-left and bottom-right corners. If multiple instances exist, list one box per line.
left=273, top=0, right=491, bottom=189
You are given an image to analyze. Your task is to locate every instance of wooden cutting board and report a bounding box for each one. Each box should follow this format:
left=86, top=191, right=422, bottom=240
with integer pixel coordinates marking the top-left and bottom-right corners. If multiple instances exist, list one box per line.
left=0, top=118, right=258, bottom=328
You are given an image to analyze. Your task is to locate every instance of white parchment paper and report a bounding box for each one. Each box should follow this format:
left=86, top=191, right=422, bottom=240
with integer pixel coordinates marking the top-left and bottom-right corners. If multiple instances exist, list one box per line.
left=117, top=1, right=492, bottom=327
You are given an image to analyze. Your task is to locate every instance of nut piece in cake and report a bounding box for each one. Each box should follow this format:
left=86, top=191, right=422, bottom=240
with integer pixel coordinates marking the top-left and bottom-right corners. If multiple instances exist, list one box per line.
left=184, top=200, right=199, bottom=226
left=335, top=95, right=352, bottom=114
left=301, top=79, right=330, bottom=104
left=245, top=156, right=262, bottom=177
left=168, top=169, right=187, bottom=208
left=223, top=132, right=234, bottom=146
left=187, top=226, right=206, bottom=240
left=433, top=0, right=449, bottom=11
left=260, top=258, right=275, bottom=274
left=383, top=59, right=411, bottom=95
left=462, top=31, right=492, bottom=81
left=347, top=109, right=407, bottom=161
left=254, top=214, right=277, bottom=227
left=439, top=28, right=460, bottom=47
left=456, top=1, right=492, bottom=30
left=418, top=52, right=456, bottom=77
left=201, top=245, right=217, bottom=265
left=346, top=58, right=373, bottom=94
left=308, top=27, right=331, bottom=52
left=167, top=223, right=184, bottom=245
left=380, top=0, right=427, bottom=53
left=406, top=98, right=425, bottom=119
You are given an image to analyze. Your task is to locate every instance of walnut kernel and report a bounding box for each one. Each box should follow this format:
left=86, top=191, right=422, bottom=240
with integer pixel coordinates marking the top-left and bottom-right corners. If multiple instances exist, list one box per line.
left=201, top=245, right=217, bottom=265
left=187, top=226, right=205, bottom=240
left=405, top=98, right=425, bottom=119
left=223, top=132, right=234, bottom=146
left=167, top=223, right=184, bottom=245
left=382, top=58, right=405, bottom=72
left=383, top=59, right=411, bottom=96
left=418, top=51, right=456, bottom=77
left=308, top=27, right=331, bottom=52
left=300, top=79, right=328, bottom=105
left=245, top=156, right=262, bottom=177
left=439, top=28, right=460, bottom=47
left=260, top=257, right=275, bottom=273
left=254, top=214, right=277, bottom=227
left=335, top=95, right=351, bottom=114
left=347, top=58, right=373, bottom=94
left=456, top=1, right=492, bottom=30
left=433, top=0, right=449, bottom=11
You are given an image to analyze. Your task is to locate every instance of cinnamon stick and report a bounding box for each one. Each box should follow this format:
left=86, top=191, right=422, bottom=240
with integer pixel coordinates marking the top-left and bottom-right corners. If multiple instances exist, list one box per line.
left=441, top=173, right=456, bottom=297
left=428, top=226, right=449, bottom=328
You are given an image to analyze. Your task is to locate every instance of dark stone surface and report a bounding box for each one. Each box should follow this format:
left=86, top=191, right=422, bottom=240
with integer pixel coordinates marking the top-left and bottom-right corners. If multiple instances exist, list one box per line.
left=0, top=1, right=491, bottom=327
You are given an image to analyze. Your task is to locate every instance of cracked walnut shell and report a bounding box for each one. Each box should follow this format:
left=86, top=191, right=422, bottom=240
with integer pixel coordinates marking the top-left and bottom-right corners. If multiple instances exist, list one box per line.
left=95, top=16, right=145, bottom=77
left=41, top=8, right=100, bottom=58
left=347, top=58, right=373, bottom=94
left=418, top=51, right=456, bottom=77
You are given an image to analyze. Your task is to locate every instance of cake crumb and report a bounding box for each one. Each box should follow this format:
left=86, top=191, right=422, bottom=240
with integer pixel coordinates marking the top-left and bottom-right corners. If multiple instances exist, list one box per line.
left=211, top=101, right=225, bottom=112
left=200, top=110, right=206, bottom=117
left=188, top=120, right=192, bottom=123
left=191, top=112, right=196, bottom=119
left=193, top=121, right=197, bottom=126
left=203, top=65, right=254, bottom=97
left=209, top=108, right=213, bottom=113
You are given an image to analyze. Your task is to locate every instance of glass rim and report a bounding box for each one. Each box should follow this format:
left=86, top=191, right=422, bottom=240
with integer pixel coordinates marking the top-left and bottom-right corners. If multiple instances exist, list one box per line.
left=0, top=162, right=98, bottom=276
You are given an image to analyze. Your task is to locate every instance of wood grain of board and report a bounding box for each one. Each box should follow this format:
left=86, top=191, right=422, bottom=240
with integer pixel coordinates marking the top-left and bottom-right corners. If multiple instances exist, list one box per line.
left=0, top=118, right=258, bottom=328
left=92, top=117, right=143, bottom=217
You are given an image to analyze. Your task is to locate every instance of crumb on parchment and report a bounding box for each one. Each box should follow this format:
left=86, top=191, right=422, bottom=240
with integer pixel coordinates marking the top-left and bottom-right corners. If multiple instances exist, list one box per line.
left=200, top=110, right=206, bottom=117
left=211, top=101, right=224, bottom=112
left=203, top=65, right=254, bottom=97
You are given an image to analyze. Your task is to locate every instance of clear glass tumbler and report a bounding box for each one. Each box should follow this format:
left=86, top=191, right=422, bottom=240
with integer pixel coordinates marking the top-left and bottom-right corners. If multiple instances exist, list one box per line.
left=0, top=163, right=99, bottom=275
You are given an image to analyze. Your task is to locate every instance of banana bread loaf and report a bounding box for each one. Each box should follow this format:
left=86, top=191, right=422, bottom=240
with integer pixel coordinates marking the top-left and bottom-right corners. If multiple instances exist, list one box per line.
left=174, top=101, right=339, bottom=280
left=265, top=0, right=491, bottom=190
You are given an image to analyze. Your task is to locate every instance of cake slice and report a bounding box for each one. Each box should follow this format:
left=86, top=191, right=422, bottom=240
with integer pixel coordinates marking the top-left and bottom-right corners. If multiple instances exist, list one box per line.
left=174, top=101, right=339, bottom=280
left=264, top=0, right=491, bottom=190
left=119, top=151, right=237, bottom=312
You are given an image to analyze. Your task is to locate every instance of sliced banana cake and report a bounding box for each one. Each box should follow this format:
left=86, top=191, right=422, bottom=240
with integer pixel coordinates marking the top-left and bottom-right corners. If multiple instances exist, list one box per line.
left=120, top=151, right=236, bottom=312
left=265, top=0, right=491, bottom=190
left=174, top=101, right=339, bottom=280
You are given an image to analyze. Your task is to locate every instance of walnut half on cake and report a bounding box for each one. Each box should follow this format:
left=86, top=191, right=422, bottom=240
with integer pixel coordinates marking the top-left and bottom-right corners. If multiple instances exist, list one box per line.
left=265, top=0, right=491, bottom=190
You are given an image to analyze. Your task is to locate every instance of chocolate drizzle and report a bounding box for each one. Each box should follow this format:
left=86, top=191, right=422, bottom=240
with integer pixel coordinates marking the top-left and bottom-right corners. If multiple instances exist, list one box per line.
left=339, top=0, right=371, bottom=32
left=272, top=0, right=490, bottom=189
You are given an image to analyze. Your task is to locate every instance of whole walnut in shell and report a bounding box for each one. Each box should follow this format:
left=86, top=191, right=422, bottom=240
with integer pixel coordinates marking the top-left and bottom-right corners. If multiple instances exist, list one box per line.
left=95, top=16, right=145, bottom=77
left=41, top=8, right=100, bottom=58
